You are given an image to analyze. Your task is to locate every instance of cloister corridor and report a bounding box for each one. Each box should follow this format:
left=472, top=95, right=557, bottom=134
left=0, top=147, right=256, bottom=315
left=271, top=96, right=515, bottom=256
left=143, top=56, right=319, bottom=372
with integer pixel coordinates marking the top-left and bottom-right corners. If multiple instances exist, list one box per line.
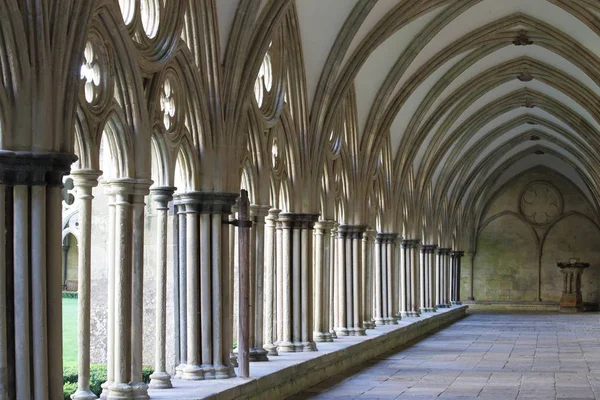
left=291, top=312, right=600, bottom=400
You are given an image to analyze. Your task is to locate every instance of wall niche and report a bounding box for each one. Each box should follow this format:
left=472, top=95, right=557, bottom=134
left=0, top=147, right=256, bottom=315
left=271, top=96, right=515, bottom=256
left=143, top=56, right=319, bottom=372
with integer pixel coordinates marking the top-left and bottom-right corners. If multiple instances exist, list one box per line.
left=473, top=167, right=600, bottom=306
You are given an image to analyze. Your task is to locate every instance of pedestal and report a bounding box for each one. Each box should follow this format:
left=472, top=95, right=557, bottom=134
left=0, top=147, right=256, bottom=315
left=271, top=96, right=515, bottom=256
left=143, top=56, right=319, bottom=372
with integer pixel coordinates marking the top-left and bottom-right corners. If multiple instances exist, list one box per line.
left=557, top=261, right=589, bottom=313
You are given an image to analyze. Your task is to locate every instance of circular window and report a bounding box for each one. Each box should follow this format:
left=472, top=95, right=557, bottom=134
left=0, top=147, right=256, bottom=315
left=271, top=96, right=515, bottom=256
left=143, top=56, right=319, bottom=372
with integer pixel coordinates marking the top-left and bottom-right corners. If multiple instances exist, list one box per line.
left=519, top=182, right=563, bottom=225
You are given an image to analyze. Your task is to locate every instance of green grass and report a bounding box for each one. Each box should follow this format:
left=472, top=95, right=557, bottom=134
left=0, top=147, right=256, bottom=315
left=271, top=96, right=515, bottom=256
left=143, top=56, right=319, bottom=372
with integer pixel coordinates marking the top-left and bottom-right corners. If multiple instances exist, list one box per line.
left=62, top=298, right=78, bottom=364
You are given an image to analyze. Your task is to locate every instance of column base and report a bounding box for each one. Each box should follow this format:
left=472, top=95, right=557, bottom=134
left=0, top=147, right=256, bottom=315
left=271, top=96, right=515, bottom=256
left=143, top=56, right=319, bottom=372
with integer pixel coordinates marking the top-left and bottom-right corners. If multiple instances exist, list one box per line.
left=334, top=327, right=349, bottom=336
left=72, top=389, right=98, bottom=400
left=363, top=321, right=375, bottom=329
left=149, top=371, right=172, bottom=389
left=451, top=301, right=462, bottom=305
left=215, top=364, right=236, bottom=379
left=387, top=317, right=399, bottom=324
left=174, top=363, right=186, bottom=379
left=130, top=381, right=149, bottom=399
left=107, top=382, right=133, bottom=400
left=229, top=354, right=238, bottom=367
left=300, top=341, right=318, bottom=351
left=277, top=341, right=296, bottom=353
left=352, top=327, right=367, bottom=336
left=409, top=311, right=421, bottom=317
left=264, top=343, right=279, bottom=355
left=249, top=348, right=269, bottom=361
left=400, top=311, right=412, bottom=318
left=100, top=382, right=110, bottom=399
left=436, top=304, right=450, bottom=309
left=201, top=364, right=216, bottom=379
left=314, top=331, right=333, bottom=342
left=329, top=329, right=337, bottom=339
left=182, top=364, right=204, bottom=380
left=374, top=317, right=387, bottom=326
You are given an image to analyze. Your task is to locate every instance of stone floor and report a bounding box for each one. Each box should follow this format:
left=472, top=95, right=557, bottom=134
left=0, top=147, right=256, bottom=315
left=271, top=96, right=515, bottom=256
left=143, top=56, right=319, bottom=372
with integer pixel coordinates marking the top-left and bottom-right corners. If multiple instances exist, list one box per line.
left=289, top=312, right=600, bottom=400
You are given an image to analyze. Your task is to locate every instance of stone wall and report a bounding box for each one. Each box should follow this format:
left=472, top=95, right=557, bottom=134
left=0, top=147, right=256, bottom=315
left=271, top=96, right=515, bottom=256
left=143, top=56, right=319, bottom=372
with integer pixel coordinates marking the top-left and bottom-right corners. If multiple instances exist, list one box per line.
left=471, top=167, right=600, bottom=305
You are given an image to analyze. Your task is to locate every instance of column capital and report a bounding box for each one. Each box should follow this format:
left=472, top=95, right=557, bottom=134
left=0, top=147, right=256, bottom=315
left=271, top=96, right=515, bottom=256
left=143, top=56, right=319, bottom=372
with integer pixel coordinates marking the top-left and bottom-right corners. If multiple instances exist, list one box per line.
left=151, top=186, right=176, bottom=210
left=401, top=238, right=420, bottom=249
left=437, top=247, right=452, bottom=256
left=363, top=229, right=377, bottom=241
left=0, top=150, right=77, bottom=186
left=278, top=212, right=319, bottom=229
left=266, top=208, right=281, bottom=219
left=250, top=204, right=271, bottom=220
left=176, top=191, right=238, bottom=214
left=314, top=219, right=336, bottom=232
left=338, top=224, right=368, bottom=239
left=71, top=169, right=102, bottom=188
left=451, top=250, right=465, bottom=258
left=375, top=232, right=398, bottom=244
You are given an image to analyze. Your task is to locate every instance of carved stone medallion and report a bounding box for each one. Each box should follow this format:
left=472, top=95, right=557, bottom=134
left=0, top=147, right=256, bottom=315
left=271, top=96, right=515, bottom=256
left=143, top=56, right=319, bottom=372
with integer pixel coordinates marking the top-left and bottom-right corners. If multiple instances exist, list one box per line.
left=520, top=182, right=563, bottom=225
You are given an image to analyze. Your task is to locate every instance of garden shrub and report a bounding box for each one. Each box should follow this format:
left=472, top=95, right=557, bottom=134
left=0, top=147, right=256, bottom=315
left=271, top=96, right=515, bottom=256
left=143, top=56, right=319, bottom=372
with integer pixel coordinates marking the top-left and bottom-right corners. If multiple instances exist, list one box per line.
left=63, top=364, right=154, bottom=399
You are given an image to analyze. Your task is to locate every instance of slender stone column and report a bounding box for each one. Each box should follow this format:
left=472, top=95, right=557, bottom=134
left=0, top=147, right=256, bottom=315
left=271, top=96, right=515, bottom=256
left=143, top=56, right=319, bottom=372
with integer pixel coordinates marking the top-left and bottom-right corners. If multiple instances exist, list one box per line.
left=107, top=179, right=136, bottom=399
left=264, top=209, right=280, bottom=355
left=373, top=233, right=398, bottom=324
left=71, top=170, right=101, bottom=400
left=428, top=246, right=438, bottom=311
left=335, top=227, right=348, bottom=337
left=409, top=239, right=421, bottom=317
left=275, top=218, right=284, bottom=346
left=101, top=188, right=116, bottom=398
left=180, top=192, right=238, bottom=379
left=228, top=209, right=238, bottom=368
left=313, top=220, right=335, bottom=342
left=467, top=251, right=475, bottom=301
left=0, top=184, right=5, bottom=398
left=451, top=251, right=464, bottom=305
left=277, top=213, right=319, bottom=352
left=419, top=245, right=428, bottom=314
left=399, top=239, right=411, bottom=317
left=131, top=182, right=151, bottom=399
left=436, top=248, right=452, bottom=308
left=373, top=233, right=385, bottom=325
left=149, top=187, right=176, bottom=389
left=0, top=152, right=75, bottom=399
left=249, top=205, right=270, bottom=361
left=391, top=237, right=400, bottom=321
left=329, top=223, right=338, bottom=338
left=171, top=203, right=181, bottom=372
left=173, top=198, right=188, bottom=378
left=443, top=249, right=452, bottom=306
left=362, top=229, right=376, bottom=329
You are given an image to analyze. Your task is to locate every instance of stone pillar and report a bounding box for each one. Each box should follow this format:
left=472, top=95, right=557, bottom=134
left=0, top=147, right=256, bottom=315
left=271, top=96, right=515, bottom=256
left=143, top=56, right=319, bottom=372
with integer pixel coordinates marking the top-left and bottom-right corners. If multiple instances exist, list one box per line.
left=249, top=205, right=270, bottom=361
left=179, top=192, right=238, bottom=379
left=0, top=152, right=76, bottom=399
left=450, top=251, right=464, bottom=305
left=130, top=182, right=151, bottom=399
left=409, top=240, right=421, bottom=316
left=228, top=208, right=237, bottom=368
left=275, top=216, right=283, bottom=347
left=149, top=187, right=176, bottom=389
left=313, top=220, right=335, bottom=342
left=399, top=239, right=410, bottom=317
left=335, top=225, right=367, bottom=336
left=173, top=199, right=188, bottom=378
left=467, top=251, right=475, bottom=301
left=419, top=245, right=437, bottom=312
left=71, top=170, right=101, bottom=400
left=329, top=223, right=338, bottom=338
left=277, top=213, right=319, bottom=352
left=362, top=229, right=376, bottom=329
left=106, top=178, right=151, bottom=400
left=436, top=248, right=451, bottom=308
left=373, top=233, right=398, bottom=325
left=263, top=208, right=280, bottom=355
left=419, top=245, right=428, bottom=314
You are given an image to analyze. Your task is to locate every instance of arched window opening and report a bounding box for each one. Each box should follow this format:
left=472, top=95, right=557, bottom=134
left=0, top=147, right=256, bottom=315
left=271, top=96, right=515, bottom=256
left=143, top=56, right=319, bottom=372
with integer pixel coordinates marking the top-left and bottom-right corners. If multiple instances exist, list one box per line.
left=119, top=0, right=135, bottom=24
left=174, top=151, right=189, bottom=194
left=80, top=42, right=102, bottom=104
left=141, top=0, right=161, bottom=38
left=254, top=45, right=273, bottom=107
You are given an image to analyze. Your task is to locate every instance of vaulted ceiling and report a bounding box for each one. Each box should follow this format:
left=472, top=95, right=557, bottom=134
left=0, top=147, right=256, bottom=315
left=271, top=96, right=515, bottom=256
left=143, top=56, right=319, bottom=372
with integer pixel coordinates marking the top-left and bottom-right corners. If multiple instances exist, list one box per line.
left=220, top=0, right=600, bottom=234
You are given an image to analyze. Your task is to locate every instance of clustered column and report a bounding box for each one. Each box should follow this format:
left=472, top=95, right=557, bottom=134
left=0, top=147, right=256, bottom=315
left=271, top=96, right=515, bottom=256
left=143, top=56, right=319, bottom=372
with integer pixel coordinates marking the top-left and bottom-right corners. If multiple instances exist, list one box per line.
left=436, top=248, right=452, bottom=308
left=103, top=178, right=151, bottom=400
left=277, top=213, right=319, bottom=352
left=249, top=205, right=270, bottom=361
left=172, top=199, right=188, bottom=377
left=71, top=169, right=101, bottom=400
left=178, top=192, right=238, bottom=380
left=149, top=187, right=176, bottom=389
left=419, top=245, right=437, bottom=312
left=335, top=225, right=367, bottom=336
left=263, top=208, right=280, bottom=355
left=0, top=151, right=75, bottom=400
left=450, top=251, right=464, bottom=305
left=373, top=233, right=398, bottom=325
left=362, top=229, right=376, bottom=329
left=400, top=239, right=421, bottom=317
left=329, top=223, right=339, bottom=338
left=313, top=220, right=335, bottom=342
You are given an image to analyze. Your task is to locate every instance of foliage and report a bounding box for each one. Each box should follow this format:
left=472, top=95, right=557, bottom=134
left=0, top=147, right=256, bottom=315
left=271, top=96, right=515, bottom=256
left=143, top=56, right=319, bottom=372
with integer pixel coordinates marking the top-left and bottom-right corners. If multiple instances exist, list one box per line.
left=63, top=364, right=154, bottom=399
left=62, top=291, right=78, bottom=299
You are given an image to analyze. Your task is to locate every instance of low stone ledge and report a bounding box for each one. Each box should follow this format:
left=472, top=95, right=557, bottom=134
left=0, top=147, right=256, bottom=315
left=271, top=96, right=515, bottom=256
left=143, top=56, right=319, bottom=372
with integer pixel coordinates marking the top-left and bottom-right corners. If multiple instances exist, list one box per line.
left=464, top=301, right=559, bottom=312
left=148, top=306, right=468, bottom=400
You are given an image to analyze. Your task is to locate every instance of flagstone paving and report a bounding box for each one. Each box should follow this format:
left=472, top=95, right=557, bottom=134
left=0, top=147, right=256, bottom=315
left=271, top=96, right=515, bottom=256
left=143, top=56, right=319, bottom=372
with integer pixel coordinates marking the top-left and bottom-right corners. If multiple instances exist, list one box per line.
left=289, top=312, right=600, bottom=399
